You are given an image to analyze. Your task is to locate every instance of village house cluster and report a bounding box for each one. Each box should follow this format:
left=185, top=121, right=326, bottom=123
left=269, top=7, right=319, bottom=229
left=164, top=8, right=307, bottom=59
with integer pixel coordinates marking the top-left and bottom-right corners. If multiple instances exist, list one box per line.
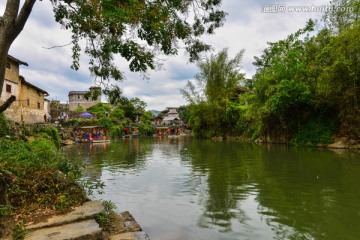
left=1, top=55, right=183, bottom=126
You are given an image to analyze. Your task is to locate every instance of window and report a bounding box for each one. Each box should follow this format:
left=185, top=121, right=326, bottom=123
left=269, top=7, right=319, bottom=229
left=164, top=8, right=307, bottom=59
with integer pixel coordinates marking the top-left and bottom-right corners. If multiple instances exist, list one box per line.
left=27, top=99, right=30, bottom=107
left=6, top=62, right=10, bottom=69
left=6, top=84, right=11, bottom=93
left=37, top=102, right=40, bottom=109
left=78, top=95, right=80, bottom=99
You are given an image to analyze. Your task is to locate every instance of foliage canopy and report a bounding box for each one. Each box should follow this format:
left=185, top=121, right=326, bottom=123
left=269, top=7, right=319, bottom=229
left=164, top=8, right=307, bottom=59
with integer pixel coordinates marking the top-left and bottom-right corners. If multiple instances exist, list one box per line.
left=50, top=0, right=226, bottom=83
left=0, top=0, right=227, bottom=112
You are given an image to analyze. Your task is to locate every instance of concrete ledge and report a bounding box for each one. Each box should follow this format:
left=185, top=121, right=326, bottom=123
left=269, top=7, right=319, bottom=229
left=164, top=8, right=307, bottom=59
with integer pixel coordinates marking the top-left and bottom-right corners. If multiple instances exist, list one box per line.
left=110, top=231, right=150, bottom=240
left=24, top=219, right=102, bottom=240
left=23, top=200, right=150, bottom=240
left=27, top=201, right=104, bottom=230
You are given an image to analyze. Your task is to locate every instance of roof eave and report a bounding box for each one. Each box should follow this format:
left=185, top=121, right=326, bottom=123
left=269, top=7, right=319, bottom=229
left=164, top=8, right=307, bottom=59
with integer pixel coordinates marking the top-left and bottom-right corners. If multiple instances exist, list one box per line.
left=8, top=55, right=28, bottom=66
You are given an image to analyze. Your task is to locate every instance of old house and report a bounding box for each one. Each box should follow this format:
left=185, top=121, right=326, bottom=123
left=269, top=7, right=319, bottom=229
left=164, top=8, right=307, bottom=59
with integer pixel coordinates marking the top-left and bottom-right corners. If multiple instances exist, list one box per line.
left=158, top=107, right=181, bottom=125
left=1, top=55, right=27, bottom=109
left=1, top=55, right=49, bottom=123
left=19, top=76, right=49, bottom=123
left=68, top=86, right=101, bottom=111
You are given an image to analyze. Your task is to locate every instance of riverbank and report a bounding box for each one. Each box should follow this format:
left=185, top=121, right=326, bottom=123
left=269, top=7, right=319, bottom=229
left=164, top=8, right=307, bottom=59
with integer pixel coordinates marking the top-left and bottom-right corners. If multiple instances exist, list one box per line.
left=211, top=134, right=360, bottom=150
left=1, top=200, right=149, bottom=240
left=0, top=117, right=149, bottom=239
left=255, top=135, right=360, bottom=150
left=22, top=200, right=149, bottom=240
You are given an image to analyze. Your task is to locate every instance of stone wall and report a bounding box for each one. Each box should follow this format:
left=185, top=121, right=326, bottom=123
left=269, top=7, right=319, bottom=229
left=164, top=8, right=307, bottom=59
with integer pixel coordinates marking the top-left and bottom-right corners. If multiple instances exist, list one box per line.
left=21, top=107, right=46, bottom=123
left=68, top=88, right=101, bottom=111
left=0, top=81, right=19, bottom=104
left=19, top=82, right=45, bottom=110
left=1, top=57, right=20, bottom=103
left=1, top=103, right=21, bottom=122
left=68, top=92, right=101, bottom=111
left=1, top=101, right=45, bottom=124
left=4, top=58, right=20, bottom=83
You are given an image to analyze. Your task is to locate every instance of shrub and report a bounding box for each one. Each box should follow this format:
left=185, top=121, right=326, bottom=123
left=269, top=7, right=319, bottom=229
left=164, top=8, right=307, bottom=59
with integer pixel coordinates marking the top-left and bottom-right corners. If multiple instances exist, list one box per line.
left=33, top=126, right=61, bottom=148
left=0, top=113, right=11, bottom=137
left=0, top=138, right=87, bottom=217
left=291, top=115, right=338, bottom=146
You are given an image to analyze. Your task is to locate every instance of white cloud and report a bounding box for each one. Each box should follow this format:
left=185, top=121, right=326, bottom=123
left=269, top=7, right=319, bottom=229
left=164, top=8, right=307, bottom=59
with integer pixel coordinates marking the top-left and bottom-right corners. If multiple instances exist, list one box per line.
left=2, top=0, right=329, bottom=111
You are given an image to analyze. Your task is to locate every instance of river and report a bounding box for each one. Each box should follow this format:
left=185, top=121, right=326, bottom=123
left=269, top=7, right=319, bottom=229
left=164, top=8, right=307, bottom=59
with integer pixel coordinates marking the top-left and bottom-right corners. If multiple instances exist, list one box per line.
left=62, top=137, right=360, bottom=240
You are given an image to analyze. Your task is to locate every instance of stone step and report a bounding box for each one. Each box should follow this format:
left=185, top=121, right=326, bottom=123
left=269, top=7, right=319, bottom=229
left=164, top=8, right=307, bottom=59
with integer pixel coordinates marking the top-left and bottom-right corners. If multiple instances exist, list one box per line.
left=24, top=219, right=102, bottom=240
left=22, top=200, right=151, bottom=240
left=110, top=231, right=150, bottom=240
left=107, top=211, right=142, bottom=235
left=26, top=200, right=104, bottom=230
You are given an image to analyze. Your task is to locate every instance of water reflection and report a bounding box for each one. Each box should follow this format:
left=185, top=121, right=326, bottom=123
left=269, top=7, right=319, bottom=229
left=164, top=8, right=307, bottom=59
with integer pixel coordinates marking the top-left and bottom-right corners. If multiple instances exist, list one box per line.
left=62, top=138, right=360, bottom=240
left=182, top=139, right=261, bottom=234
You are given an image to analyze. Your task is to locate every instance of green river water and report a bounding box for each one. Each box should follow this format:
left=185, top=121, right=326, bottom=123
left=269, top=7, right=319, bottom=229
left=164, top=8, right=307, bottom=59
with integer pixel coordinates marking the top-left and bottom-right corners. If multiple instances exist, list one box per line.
left=62, top=137, right=360, bottom=240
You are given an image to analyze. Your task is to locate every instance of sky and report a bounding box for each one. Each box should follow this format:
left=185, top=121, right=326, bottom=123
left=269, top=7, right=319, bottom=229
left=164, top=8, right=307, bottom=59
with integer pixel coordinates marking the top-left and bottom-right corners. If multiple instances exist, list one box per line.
left=1, top=0, right=330, bottom=111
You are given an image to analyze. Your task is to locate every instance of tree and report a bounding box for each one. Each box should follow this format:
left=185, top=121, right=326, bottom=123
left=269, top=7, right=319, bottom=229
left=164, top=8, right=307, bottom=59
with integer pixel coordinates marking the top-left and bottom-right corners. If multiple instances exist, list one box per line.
left=0, top=0, right=227, bottom=112
left=140, top=110, right=153, bottom=124
left=249, top=20, right=317, bottom=139
left=323, top=0, right=360, bottom=33
left=74, top=105, right=86, bottom=112
left=181, top=48, right=245, bottom=104
left=130, top=97, right=146, bottom=112
left=109, top=106, right=125, bottom=120
left=181, top=48, right=245, bottom=136
left=178, top=105, right=190, bottom=124
left=87, top=102, right=111, bottom=117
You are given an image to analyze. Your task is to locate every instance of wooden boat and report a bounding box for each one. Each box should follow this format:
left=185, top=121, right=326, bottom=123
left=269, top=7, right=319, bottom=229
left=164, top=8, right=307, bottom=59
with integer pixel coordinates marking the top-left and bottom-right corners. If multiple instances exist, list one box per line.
left=168, top=135, right=180, bottom=138
left=61, top=139, right=75, bottom=145
left=123, top=126, right=140, bottom=138
left=92, top=139, right=111, bottom=143
left=76, top=125, right=110, bottom=143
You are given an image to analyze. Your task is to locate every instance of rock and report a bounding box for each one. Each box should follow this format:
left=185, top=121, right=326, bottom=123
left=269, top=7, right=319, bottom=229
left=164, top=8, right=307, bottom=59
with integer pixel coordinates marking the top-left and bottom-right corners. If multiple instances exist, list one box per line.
left=348, top=139, right=358, bottom=145
left=24, top=219, right=102, bottom=240
left=107, top=211, right=142, bottom=235
left=27, top=201, right=104, bottom=230
left=254, top=137, right=265, bottom=144
left=120, top=211, right=136, bottom=222
left=328, top=137, right=349, bottom=149
left=123, top=221, right=142, bottom=232
left=109, top=231, right=150, bottom=240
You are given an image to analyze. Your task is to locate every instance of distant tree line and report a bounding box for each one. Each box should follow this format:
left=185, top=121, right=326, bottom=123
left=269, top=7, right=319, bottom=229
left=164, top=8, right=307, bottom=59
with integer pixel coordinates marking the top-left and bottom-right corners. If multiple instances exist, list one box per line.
left=181, top=0, right=360, bottom=145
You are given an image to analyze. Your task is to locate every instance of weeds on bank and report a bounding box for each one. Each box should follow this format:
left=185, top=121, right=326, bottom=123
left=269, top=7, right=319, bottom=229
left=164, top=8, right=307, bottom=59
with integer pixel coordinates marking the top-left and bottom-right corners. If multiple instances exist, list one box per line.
left=0, top=138, right=88, bottom=217
left=81, top=180, right=106, bottom=196
left=0, top=121, right=89, bottom=221
left=0, top=205, right=14, bottom=216
left=95, top=201, right=117, bottom=231
left=13, top=221, right=28, bottom=240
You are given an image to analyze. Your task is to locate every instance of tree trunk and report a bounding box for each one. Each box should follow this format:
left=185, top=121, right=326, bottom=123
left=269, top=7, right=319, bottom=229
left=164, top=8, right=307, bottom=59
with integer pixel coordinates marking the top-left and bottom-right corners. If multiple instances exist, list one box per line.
left=0, top=95, right=16, bottom=113
left=0, top=0, right=37, bottom=112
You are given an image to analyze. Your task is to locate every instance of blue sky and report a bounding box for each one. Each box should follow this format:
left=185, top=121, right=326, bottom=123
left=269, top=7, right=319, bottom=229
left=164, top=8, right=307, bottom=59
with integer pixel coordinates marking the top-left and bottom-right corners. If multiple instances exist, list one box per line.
left=1, top=0, right=328, bottom=110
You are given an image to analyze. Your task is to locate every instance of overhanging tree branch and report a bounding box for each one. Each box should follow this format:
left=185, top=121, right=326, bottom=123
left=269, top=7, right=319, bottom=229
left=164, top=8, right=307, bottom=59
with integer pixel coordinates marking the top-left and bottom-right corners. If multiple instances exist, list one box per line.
left=0, top=95, right=16, bottom=113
